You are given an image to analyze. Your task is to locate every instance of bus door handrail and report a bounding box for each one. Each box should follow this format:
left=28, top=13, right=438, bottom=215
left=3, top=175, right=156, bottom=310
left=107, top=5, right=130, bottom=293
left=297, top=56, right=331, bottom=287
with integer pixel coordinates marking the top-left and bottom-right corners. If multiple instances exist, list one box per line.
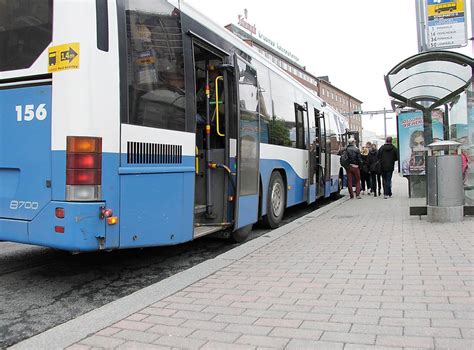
left=215, top=76, right=225, bottom=137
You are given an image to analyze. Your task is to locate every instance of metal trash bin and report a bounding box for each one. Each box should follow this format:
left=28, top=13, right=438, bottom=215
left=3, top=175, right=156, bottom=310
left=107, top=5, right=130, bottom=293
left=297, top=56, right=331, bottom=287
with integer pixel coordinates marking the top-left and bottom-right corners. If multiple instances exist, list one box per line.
left=426, top=141, right=464, bottom=222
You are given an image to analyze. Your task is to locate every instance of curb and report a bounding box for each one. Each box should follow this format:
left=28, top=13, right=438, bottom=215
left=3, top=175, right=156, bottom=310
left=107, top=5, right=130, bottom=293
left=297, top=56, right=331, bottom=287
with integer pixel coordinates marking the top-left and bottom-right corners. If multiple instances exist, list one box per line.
left=10, top=194, right=349, bottom=350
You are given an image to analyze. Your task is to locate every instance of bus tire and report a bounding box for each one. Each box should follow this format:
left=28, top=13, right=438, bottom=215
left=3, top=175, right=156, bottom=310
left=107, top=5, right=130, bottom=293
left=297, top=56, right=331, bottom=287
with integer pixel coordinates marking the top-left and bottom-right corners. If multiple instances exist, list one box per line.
left=263, top=171, right=286, bottom=229
left=230, top=225, right=252, bottom=243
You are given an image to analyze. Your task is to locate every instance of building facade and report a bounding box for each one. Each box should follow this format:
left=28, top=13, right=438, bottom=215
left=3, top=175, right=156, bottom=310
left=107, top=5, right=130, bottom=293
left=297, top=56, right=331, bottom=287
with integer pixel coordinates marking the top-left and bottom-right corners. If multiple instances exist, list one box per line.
left=225, top=23, right=319, bottom=95
left=317, top=76, right=363, bottom=135
left=225, top=14, right=363, bottom=135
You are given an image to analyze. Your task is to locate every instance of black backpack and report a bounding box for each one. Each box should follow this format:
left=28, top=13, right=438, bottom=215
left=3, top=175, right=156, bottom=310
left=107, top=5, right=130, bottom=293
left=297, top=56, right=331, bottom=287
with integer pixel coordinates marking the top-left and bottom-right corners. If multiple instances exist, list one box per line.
left=340, top=150, right=350, bottom=168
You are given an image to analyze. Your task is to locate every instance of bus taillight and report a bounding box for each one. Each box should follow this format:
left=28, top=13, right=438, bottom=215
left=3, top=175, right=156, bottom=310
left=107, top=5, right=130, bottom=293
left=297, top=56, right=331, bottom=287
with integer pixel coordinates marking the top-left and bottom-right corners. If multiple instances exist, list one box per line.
left=66, top=169, right=102, bottom=185
left=66, top=136, right=102, bottom=201
left=66, top=153, right=101, bottom=169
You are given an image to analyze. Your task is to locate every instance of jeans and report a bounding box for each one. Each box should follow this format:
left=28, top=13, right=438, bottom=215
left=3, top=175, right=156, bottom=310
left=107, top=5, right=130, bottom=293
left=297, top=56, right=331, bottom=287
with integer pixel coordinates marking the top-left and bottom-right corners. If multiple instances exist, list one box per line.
left=370, top=172, right=378, bottom=196
left=382, top=171, right=393, bottom=196
left=361, top=172, right=371, bottom=192
left=347, top=166, right=361, bottom=198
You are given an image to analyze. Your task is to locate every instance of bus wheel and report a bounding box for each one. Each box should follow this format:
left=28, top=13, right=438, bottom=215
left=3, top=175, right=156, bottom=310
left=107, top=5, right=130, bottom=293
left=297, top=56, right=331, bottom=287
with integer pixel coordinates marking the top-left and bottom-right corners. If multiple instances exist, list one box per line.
left=263, top=171, right=286, bottom=229
left=230, top=225, right=252, bottom=243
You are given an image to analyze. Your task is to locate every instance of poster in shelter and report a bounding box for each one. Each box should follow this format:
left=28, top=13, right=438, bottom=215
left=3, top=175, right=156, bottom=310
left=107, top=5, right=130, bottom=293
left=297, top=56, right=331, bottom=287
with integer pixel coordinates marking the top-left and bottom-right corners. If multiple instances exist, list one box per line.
left=398, top=110, right=444, bottom=175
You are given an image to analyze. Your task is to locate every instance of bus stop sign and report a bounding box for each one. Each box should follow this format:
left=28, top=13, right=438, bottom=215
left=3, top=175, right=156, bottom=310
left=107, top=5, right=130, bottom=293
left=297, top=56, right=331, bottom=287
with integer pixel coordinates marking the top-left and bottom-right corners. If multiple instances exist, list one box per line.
left=425, top=0, right=468, bottom=50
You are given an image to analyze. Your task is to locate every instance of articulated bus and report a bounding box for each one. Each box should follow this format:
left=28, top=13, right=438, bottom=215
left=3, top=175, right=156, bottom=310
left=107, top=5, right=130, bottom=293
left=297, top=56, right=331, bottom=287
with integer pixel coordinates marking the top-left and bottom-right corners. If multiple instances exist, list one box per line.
left=0, top=0, right=349, bottom=251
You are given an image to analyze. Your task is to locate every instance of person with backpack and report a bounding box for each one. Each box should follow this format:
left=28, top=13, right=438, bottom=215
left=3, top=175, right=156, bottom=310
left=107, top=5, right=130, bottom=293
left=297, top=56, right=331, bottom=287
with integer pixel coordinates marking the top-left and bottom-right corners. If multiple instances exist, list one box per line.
left=341, top=138, right=363, bottom=199
left=368, top=143, right=381, bottom=197
left=378, top=136, right=399, bottom=199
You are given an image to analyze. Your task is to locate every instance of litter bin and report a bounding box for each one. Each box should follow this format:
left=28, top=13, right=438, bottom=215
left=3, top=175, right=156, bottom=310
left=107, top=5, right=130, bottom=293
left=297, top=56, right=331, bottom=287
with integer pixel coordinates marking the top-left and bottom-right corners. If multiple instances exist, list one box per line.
left=426, top=140, right=464, bottom=222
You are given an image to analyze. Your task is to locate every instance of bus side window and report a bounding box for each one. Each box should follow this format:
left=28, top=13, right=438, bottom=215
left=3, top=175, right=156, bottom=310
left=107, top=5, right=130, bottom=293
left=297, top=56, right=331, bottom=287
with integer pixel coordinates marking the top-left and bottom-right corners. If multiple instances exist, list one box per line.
left=96, top=0, right=109, bottom=51
left=125, top=9, right=186, bottom=132
left=269, top=71, right=296, bottom=147
left=295, top=104, right=305, bottom=150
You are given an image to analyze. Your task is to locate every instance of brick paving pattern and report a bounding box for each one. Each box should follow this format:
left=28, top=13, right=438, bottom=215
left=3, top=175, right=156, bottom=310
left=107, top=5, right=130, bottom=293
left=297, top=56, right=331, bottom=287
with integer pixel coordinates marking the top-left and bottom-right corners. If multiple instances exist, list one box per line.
left=71, top=176, right=473, bottom=349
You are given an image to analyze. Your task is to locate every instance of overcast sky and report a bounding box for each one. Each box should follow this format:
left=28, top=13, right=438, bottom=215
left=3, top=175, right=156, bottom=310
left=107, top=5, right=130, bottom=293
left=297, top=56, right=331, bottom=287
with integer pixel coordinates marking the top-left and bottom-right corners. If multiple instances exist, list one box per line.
left=183, top=0, right=472, bottom=136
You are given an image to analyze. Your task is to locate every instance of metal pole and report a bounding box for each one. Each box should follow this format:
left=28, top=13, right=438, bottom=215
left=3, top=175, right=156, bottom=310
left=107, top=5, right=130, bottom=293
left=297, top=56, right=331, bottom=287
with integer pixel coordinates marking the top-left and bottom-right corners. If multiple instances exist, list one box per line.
left=383, top=107, right=387, bottom=140
left=205, top=63, right=213, bottom=217
left=423, top=108, right=433, bottom=145
left=443, top=104, right=450, bottom=141
left=415, top=0, right=426, bottom=52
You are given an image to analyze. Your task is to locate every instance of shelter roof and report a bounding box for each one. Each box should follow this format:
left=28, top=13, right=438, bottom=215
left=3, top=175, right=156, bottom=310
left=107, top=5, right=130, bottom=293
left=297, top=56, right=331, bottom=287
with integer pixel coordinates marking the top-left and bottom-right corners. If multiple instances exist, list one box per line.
left=385, top=50, right=473, bottom=111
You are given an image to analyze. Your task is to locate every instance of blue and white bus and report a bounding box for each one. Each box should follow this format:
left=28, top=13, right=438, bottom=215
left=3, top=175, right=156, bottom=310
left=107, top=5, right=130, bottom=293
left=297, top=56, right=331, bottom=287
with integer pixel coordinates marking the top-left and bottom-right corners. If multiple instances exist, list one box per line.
left=0, top=0, right=349, bottom=251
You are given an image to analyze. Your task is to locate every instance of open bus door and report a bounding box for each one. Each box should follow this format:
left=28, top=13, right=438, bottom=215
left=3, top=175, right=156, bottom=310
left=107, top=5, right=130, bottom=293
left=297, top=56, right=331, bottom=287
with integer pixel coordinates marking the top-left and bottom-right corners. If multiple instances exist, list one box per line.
left=314, top=109, right=325, bottom=199
left=322, top=112, right=331, bottom=197
left=233, top=56, right=260, bottom=231
left=304, top=102, right=314, bottom=205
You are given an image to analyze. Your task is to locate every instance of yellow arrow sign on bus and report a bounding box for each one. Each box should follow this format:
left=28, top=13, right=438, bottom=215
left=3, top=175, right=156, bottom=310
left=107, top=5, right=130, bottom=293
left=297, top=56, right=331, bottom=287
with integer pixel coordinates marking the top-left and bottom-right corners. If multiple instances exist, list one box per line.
left=48, top=43, right=80, bottom=73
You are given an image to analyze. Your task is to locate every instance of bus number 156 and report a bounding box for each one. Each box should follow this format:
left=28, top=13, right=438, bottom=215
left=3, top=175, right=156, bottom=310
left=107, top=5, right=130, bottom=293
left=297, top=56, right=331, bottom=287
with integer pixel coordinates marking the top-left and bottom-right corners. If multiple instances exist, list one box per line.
left=15, top=104, right=48, bottom=122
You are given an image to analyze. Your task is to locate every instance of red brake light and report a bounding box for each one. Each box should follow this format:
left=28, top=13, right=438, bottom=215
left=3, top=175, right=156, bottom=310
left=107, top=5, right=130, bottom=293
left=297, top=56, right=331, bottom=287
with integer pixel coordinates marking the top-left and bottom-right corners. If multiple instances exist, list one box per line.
left=67, top=154, right=101, bottom=169
left=66, top=169, right=102, bottom=185
left=55, top=226, right=65, bottom=233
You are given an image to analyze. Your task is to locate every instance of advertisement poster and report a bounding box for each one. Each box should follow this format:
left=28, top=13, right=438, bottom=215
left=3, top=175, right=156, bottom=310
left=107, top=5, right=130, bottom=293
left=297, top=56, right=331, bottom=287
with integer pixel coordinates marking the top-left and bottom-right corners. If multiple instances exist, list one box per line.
left=398, top=110, right=444, bottom=175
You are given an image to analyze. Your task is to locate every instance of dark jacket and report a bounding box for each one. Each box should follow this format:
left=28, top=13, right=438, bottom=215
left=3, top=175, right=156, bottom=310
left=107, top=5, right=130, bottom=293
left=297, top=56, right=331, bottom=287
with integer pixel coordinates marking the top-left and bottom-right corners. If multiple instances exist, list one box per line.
left=360, top=153, right=370, bottom=173
left=346, top=144, right=362, bottom=166
left=367, top=149, right=380, bottom=173
left=378, top=144, right=398, bottom=172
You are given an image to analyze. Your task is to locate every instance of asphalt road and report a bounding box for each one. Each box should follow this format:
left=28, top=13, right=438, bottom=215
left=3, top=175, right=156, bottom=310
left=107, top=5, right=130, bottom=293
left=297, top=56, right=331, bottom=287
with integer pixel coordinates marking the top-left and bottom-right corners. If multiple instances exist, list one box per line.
left=0, top=197, right=337, bottom=348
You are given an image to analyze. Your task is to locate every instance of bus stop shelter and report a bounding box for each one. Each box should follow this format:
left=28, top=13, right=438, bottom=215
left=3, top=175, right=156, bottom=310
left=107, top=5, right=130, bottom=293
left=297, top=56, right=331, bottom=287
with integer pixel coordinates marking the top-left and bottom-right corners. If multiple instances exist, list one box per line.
left=384, top=50, right=474, bottom=215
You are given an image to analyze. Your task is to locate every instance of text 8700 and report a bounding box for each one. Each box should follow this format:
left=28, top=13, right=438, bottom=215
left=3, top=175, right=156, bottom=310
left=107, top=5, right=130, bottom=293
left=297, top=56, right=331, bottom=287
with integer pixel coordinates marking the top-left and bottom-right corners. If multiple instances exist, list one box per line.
left=10, top=201, right=39, bottom=210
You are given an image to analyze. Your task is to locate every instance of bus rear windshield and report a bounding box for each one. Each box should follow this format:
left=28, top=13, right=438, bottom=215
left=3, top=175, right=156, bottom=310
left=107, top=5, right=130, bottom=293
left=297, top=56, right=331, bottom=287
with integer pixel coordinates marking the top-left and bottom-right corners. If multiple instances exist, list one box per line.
left=0, top=0, right=53, bottom=72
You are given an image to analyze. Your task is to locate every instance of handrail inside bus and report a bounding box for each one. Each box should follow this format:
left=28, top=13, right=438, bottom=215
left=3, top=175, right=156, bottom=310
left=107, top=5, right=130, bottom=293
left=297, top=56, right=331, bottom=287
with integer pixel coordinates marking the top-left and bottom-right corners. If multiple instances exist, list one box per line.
left=215, top=76, right=225, bottom=137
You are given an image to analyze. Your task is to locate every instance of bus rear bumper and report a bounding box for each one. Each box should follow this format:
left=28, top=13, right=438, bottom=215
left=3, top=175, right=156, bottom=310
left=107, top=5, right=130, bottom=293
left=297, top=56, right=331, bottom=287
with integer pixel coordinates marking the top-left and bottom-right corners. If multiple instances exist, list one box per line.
left=0, top=201, right=106, bottom=251
left=0, top=218, right=29, bottom=243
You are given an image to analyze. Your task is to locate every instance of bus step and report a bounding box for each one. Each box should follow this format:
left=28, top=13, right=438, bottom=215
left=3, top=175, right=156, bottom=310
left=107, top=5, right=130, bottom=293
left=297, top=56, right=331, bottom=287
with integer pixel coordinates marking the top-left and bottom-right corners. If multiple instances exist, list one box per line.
left=194, top=204, right=207, bottom=214
left=193, top=225, right=224, bottom=239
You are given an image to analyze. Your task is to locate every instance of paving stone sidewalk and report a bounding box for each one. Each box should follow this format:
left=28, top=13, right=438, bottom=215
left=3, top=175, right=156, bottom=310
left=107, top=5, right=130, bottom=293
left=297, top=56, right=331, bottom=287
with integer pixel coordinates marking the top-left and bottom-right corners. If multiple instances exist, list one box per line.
left=70, top=175, right=473, bottom=350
